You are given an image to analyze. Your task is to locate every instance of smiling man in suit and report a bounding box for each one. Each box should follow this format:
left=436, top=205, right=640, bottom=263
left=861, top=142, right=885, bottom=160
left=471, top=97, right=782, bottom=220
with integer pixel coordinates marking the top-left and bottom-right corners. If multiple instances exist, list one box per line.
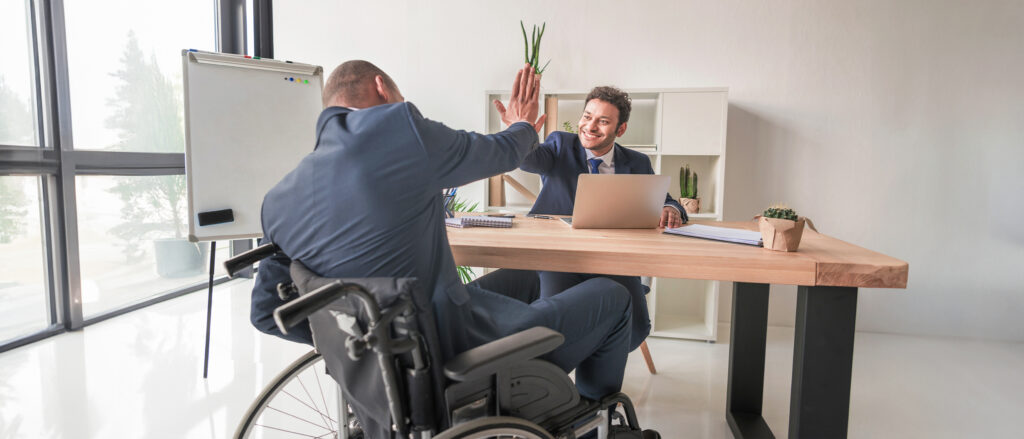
left=495, top=86, right=685, bottom=350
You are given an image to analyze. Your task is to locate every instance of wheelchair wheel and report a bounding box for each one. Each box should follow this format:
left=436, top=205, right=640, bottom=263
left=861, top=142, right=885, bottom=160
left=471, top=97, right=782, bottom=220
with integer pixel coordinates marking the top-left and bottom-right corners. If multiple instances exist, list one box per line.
left=235, top=350, right=359, bottom=438
left=434, top=416, right=553, bottom=439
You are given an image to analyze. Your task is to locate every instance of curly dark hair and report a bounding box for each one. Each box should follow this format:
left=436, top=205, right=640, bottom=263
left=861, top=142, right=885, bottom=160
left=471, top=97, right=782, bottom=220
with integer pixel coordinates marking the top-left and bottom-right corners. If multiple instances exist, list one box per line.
left=584, top=86, right=631, bottom=126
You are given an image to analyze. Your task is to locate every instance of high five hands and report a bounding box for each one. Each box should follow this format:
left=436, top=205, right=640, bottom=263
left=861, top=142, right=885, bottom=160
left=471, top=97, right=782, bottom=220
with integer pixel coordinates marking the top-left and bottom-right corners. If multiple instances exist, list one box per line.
left=493, top=63, right=547, bottom=132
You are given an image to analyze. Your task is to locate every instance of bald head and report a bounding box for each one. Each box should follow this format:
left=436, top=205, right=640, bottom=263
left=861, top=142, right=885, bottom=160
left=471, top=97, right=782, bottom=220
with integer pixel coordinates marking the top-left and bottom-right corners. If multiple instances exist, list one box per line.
left=322, top=60, right=403, bottom=108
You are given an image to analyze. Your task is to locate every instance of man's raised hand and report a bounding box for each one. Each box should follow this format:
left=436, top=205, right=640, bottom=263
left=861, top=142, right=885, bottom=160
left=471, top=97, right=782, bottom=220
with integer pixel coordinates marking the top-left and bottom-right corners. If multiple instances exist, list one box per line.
left=493, top=63, right=547, bottom=132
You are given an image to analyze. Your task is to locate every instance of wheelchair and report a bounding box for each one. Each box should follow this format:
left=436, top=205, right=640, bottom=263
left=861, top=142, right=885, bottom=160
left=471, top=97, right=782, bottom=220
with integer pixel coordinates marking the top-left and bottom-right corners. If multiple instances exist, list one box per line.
left=226, top=243, right=654, bottom=439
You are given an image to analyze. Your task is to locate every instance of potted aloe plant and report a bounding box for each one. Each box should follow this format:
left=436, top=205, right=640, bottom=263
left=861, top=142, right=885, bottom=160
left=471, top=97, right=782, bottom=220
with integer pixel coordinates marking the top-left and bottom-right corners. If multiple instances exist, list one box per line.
left=758, top=205, right=806, bottom=252
left=679, top=164, right=700, bottom=214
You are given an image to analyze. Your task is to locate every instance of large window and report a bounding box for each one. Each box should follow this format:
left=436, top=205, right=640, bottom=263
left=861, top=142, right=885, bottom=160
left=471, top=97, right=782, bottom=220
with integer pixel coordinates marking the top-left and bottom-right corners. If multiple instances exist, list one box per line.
left=63, top=0, right=215, bottom=151
left=77, top=175, right=226, bottom=317
left=0, top=176, right=48, bottom=341
left=62, top=0, right=219, bottom=317
left=0, top=0, right=39, bottom=147
left=0, top=0, right=253, bottom=350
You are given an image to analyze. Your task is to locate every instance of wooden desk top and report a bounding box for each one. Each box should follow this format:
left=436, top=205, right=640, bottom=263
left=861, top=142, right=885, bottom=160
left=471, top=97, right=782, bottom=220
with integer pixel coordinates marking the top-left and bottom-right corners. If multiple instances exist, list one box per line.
left=448, top=216, right=908, bottom=289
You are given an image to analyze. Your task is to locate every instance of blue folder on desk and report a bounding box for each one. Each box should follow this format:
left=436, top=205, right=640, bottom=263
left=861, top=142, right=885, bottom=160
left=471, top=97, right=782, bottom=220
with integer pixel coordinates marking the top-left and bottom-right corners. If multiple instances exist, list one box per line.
left=664, top=224, right=763, bottom=246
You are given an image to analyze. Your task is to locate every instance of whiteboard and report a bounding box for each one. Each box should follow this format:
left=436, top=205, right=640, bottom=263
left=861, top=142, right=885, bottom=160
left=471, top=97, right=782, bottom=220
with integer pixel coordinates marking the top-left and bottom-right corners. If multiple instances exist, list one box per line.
left=182, top=50, right=323, bottom=241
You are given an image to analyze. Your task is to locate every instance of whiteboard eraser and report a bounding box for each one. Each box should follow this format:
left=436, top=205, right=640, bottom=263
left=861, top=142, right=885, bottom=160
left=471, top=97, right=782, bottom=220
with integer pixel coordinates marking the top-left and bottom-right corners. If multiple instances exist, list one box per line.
left=197, top=209, right=234, bottom=226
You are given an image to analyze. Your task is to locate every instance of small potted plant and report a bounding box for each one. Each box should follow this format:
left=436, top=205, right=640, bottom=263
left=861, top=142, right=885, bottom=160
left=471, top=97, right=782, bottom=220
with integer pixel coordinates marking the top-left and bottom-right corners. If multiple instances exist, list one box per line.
left=679, top=164, right=700, bottom=214
left=758, top=205, right=805, bottom=252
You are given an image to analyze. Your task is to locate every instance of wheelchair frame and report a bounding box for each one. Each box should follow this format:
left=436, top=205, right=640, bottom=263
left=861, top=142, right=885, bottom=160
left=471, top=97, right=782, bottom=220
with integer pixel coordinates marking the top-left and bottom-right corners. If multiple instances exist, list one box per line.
left=226, top=243, right=647, bottom=439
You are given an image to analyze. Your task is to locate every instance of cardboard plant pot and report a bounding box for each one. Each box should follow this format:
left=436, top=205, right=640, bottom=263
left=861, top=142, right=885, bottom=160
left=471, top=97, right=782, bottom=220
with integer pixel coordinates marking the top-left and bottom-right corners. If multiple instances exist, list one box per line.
left=679, top=198, right=701, bottom=215
left=758, top=216, right=806, bottom=252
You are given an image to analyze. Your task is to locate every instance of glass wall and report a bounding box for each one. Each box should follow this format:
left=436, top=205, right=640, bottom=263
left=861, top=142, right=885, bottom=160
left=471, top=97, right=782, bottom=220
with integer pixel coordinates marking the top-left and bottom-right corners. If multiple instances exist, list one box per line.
left=63, top=0, right=215, bottom=151
left=0, top=1, right=39, bottom=147
left=76, top=175, right=226, bottom=317
left=0, top=176, right=48, bottom=341
left=0, top=0, right=246, bottom=350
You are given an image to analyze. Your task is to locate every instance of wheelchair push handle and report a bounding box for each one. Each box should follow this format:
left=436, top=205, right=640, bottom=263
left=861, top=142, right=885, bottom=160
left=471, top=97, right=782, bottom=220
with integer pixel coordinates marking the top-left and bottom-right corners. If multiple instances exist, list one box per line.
left=272, top=281, right=380, bottom=335
left=223, top=242, right=280, bottom=277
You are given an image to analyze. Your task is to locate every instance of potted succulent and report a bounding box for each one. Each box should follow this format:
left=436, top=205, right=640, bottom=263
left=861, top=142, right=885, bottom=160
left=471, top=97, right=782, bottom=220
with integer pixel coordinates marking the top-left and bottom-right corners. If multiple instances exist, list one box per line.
left=678, top=164, right=700, bottom=214
left=758, top=205, right=806, bottom=252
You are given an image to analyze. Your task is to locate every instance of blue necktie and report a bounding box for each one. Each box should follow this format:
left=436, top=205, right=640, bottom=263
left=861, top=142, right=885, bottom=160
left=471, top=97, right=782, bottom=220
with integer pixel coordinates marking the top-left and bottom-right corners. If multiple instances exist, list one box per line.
left=588, top=158, right=603, bottom=174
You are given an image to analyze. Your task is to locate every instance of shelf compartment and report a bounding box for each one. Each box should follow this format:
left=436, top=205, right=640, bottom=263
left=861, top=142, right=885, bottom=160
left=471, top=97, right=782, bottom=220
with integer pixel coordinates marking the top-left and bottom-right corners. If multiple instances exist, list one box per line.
left=649, top=277, right=718, bottom=341
left=659, top=155, right=722, bottom=216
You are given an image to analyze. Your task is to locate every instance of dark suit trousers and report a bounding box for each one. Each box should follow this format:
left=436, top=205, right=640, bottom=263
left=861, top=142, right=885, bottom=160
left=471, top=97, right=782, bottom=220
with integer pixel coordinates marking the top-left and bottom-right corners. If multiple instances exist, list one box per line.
left=467, top=269, right=632, bottom=401
left=538, top=271, right=651, bottom=351
left=253, top=266, right=631, bottom=400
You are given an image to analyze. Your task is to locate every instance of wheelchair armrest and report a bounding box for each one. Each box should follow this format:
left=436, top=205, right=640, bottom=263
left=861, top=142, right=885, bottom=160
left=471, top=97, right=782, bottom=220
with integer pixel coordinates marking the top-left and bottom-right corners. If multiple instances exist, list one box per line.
left=444, top=326, right=564, bottom=382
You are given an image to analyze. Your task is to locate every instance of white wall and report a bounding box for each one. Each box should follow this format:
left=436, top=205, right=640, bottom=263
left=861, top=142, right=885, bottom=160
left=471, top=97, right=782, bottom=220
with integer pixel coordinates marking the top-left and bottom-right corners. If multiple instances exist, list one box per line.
left=276, top=0, right=1024, bottom=341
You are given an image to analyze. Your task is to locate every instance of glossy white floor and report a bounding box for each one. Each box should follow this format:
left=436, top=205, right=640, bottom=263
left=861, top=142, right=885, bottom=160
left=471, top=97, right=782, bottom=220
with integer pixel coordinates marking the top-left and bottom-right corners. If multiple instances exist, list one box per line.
left=1, top=279, right=1021, bottom=438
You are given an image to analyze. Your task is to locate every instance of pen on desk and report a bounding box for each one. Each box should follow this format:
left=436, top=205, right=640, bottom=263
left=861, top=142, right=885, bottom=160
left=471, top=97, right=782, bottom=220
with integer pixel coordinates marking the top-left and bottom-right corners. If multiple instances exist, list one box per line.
left=526, top=214, right=556, bottom=220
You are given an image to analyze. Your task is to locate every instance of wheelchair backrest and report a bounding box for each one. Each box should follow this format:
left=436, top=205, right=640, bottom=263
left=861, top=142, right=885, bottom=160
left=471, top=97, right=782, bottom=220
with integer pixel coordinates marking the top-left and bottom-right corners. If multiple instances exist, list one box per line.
left=287, top=261, right=448, bottom=439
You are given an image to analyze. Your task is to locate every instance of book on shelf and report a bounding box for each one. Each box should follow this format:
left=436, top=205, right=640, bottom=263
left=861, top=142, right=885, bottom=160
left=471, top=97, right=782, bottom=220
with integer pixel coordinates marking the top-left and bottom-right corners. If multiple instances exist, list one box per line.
left=664, top=224, right=762, bottom=246
left=445, top=216, right=513, bottom=228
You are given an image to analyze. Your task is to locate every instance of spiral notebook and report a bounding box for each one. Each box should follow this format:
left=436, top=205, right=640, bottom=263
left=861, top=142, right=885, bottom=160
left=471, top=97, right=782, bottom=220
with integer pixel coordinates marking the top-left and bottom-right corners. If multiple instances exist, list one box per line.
left=445, top=216, right=513, bottom=228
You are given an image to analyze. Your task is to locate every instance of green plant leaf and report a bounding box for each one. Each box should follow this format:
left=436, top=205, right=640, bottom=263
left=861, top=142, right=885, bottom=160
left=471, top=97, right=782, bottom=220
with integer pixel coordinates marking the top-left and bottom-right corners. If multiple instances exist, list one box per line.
left=520, top=21, right=529, bottom=64
left=457, top=265, right=476, bottom=284
left=531, top=26, right=538, bottom=68
left=539, top=59, right=551, bottom=74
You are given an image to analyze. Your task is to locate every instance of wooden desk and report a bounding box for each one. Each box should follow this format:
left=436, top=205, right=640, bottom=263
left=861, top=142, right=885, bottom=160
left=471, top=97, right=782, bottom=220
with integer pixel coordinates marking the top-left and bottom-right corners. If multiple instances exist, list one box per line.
left=449, top=216, right=908, bottom=439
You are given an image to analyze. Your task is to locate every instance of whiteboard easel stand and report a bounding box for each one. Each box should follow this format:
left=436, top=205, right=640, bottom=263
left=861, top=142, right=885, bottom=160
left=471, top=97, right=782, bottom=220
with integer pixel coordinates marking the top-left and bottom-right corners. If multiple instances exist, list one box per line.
left=182, top=50, right=324, bottom=378
left=202, top=241, right=216, bottom=378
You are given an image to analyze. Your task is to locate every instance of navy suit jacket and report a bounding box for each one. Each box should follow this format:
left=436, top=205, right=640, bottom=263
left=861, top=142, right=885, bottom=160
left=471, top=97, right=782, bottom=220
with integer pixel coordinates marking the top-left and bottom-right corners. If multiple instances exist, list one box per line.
left=254, top=103, right=540, bottom=363
left=521, top=131, right=685, bottom=219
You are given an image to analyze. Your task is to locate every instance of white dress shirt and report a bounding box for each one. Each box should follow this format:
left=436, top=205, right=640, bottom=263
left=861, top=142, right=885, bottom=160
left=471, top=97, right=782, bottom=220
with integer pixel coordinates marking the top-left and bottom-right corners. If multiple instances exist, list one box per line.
left=585, top=148, right=616, bottom=174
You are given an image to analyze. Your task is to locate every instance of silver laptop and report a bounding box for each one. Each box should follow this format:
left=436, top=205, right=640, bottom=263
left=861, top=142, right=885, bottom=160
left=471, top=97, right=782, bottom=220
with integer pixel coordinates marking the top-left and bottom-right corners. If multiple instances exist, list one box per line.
left=566, top=174, right=670, bottom=229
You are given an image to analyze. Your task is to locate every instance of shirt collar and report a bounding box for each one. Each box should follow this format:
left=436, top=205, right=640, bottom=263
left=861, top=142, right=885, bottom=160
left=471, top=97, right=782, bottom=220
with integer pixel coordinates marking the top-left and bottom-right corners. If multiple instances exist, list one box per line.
left=585, top=146, right=615, bottom=166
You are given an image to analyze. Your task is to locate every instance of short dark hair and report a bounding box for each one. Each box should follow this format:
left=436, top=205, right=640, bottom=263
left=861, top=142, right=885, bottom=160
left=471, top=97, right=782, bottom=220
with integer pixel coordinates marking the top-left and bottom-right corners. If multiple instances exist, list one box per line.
left=322, top=60, right=397, bottom=107
left=584, top=86, right=631, bottom=126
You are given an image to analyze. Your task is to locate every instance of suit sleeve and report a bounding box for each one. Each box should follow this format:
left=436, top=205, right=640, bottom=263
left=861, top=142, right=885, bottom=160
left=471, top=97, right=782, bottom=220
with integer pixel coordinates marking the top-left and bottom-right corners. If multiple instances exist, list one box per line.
left=519, top=132, right=560, bottom=175
left=664, top=194, right=687, bottom=223
left=249, top=239, right=314, bottom=345
left=404, top=103, right=538, bottom=189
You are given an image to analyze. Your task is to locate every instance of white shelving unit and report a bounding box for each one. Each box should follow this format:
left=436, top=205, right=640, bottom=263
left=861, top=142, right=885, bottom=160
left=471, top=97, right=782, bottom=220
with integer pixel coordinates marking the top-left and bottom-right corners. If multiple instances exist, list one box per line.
left=483, top=88, right=728, bottom=342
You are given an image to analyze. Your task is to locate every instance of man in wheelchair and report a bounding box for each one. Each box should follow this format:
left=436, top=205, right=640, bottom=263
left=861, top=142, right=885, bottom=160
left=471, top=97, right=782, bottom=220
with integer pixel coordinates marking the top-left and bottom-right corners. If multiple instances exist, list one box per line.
left=249, top=60, right=660, bottom=439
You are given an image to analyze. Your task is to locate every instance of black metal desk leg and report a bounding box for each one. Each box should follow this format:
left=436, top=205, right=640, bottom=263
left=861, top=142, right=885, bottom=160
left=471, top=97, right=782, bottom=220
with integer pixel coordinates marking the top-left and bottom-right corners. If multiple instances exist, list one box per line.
left=789, top=286, right=858, bottom=438
left=727, top=282, right=774, bottom=439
